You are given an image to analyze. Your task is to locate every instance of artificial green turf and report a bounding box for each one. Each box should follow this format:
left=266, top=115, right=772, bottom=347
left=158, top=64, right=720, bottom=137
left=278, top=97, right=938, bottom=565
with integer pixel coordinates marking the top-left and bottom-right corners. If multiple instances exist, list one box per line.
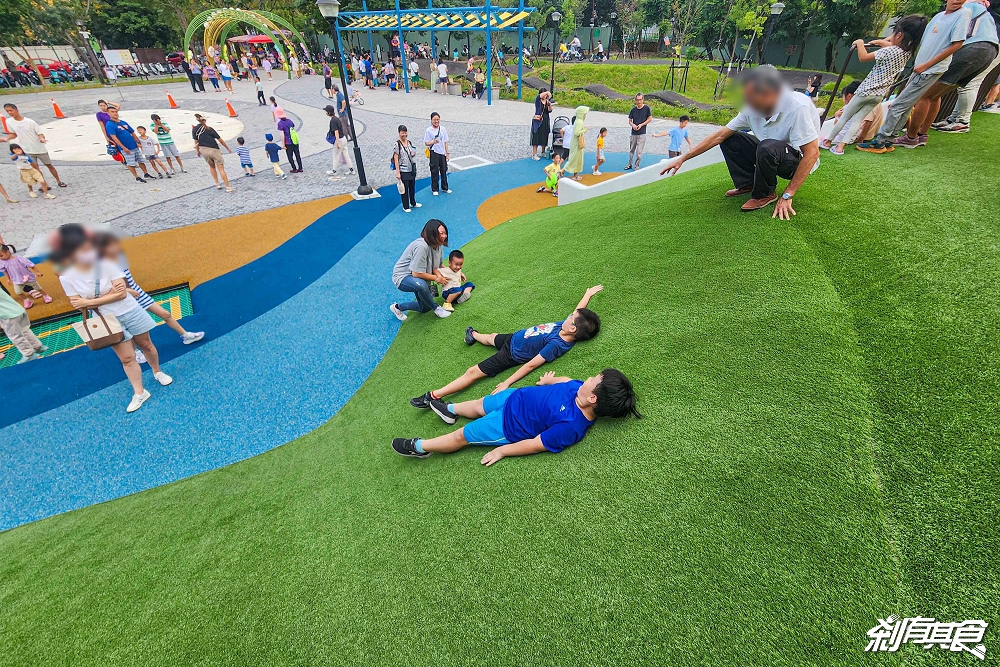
left=1, top=120, right=998, bottom=666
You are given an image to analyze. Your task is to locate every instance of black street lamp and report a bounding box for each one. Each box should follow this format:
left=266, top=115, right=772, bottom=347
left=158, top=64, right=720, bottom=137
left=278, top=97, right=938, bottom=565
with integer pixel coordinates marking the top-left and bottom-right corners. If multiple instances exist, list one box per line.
left=549, top=10, right=562, bottom=93
left=317, top=0, right=376, bottom=198
left=609, top=11, right=617, bottom=55
left=758, top=1, right=785, bottom=65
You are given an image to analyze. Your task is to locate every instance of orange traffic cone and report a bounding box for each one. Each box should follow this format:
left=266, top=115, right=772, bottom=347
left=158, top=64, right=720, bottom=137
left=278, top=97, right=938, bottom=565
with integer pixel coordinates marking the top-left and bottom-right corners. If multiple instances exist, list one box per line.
left=51, top=98, right=66, bottom=119
left=225, top=98, right=238, bottom=118
left=166, top=91, right=178, bottom=109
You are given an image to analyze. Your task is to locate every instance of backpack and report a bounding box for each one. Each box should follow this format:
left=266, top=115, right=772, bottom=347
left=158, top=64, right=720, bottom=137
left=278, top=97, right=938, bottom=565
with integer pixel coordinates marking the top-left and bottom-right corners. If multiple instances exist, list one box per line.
left=290, top=129, right=300, bottom=145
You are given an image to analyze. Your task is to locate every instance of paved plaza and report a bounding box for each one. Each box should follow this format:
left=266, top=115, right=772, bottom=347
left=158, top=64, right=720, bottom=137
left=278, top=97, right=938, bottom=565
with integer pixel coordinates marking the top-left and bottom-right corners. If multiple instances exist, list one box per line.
left=0, top=74, right=717, bottom=249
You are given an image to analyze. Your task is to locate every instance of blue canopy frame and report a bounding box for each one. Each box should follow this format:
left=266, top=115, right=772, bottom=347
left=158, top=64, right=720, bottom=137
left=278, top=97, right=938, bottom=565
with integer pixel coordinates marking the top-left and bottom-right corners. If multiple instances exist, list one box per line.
left=333, top=0, right=535, bottom=105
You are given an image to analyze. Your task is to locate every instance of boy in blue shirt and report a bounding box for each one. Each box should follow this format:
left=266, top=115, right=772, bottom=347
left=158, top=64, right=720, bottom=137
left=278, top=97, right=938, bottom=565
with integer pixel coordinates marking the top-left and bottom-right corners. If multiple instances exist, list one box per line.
left=394, top=368, right=640, bottom=465
left=263, top=133, right=287, bottom=179
left=653, top=115, right=693, bottom=158
left=410, top=285, right=603, bottom=409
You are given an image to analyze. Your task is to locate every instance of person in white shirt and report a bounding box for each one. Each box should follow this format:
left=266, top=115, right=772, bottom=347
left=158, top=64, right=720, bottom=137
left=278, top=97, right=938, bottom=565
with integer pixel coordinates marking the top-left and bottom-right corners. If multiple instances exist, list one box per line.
left=408, top=59, right=420, bottom=85
left=437, top=60, right=449, bottom=94
left=661, top=66, right=819, bottom=220
left=53, top=224, right=173, bottom=413
left=1, top=103, right=66, bottom=188
left=289, top=55, right=300, bottom=78
left=424, top=112, right=451, bottom=194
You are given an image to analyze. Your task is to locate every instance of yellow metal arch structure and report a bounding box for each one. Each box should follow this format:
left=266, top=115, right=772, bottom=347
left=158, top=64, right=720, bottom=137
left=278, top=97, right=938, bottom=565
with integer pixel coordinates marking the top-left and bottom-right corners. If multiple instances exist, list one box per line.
left=184, top=8, right=308, bottom=66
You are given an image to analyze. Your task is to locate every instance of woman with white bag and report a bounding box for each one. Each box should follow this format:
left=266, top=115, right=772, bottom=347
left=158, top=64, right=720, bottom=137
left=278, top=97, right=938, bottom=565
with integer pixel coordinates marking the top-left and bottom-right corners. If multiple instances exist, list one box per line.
left=53, top=224, right=173, bottom=413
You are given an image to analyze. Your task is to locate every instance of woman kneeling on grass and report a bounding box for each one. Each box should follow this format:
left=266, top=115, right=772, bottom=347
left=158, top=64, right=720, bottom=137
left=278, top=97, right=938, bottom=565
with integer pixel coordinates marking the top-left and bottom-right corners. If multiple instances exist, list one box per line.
left=389, top=219, right=452, bottom=320
left=392, top=368, right=640, bottom=465
left=53, top=224, right=173, bottom=414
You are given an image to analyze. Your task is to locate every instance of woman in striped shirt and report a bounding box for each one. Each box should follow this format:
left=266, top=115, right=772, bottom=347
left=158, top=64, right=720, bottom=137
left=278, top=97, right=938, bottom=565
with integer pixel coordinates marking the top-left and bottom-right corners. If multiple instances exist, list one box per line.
left=95, top=233, right=205, bottom=363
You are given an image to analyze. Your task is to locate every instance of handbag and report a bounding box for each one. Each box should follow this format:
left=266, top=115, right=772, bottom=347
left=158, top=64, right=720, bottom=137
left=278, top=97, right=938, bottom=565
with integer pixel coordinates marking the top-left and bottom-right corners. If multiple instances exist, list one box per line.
left=71, top=264, right=124, bottom=351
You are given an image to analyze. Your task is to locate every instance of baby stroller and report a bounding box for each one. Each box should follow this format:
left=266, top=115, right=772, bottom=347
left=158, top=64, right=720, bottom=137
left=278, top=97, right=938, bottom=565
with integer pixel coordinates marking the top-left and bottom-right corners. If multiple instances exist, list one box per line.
left=550, top=115, right=571, bottom=159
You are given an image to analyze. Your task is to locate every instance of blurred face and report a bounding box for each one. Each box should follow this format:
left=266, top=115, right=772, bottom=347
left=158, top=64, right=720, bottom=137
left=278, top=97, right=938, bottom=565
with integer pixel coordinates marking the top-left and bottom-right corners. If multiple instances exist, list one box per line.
left=553, top=153, right=563, bottom=165
left=575, top=373, right=604, bottom=407
left=73, top=241, right=99, bottom=266
left=843, top=92, right=854, bottom=104
left=743, top=83, right=781, bottom=116
left=99, top=101, right=109, bottom=111
left=11, top=146, right=24, bottom=156
left=0, top=247, right=10, bottom=259
left=449, top=256, right=464, bottom=272
left=101, top=238, right=122, bottom=259
left=137, top=127, right=146, bottom=136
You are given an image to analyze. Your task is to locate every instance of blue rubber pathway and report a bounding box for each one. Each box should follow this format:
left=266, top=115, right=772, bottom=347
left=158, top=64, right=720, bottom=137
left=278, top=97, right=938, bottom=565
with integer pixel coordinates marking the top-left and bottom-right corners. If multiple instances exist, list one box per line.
left=0, top=153, right=659, bottom=532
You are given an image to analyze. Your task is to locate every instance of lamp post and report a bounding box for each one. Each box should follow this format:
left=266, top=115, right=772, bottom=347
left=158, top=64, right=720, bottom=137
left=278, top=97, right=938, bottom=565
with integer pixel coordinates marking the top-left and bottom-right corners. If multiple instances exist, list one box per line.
left=758, top=1, right=785, bottom=65
left=549, top=10, right=562, bottom=93
left=609, top=12, right=617, bottom=56
left=317, top=0, right=376, bottom=199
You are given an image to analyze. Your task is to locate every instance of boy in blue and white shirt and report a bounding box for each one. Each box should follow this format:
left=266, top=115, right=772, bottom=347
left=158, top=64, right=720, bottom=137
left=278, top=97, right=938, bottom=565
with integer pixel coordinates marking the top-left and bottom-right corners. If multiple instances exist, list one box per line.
left=235, top=136, right=255, bottom=177
left=653, top=115, right=693, bottom=158
left=393, top=368, right=640, bottom=464
left=410, top=285, right=604, bottom=408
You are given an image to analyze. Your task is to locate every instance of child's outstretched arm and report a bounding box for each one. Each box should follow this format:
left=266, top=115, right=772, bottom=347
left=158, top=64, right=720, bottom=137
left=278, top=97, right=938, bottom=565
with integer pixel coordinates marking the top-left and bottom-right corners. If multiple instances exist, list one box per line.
left=651, top=131, right=668, bottom=138
left=537, top=370, right=571, bottom=385
left=480, top=436, right=547, bottom=466
left=492, top=355, right=546, bottom=394
left=576, top=284, right=603, bottom=310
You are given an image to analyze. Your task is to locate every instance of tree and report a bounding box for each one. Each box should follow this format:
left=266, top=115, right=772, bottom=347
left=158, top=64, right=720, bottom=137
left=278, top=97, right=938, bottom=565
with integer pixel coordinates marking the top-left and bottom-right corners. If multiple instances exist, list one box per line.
left=690, top=0, right=735, bottom=60
left=819, top=0, right=875, bottom=69
left=88, top=0, right=176, bottom=48
left=0, top=0, right=51, bottom=88
left=728, top=0, right=767, bottom=62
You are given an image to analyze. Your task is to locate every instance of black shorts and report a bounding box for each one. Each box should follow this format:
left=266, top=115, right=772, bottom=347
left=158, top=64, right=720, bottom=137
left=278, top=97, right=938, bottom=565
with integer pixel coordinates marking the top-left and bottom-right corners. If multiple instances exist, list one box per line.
left=477, top=333, right=519, bottom=377
left=941, top=42, right=999, bottom=87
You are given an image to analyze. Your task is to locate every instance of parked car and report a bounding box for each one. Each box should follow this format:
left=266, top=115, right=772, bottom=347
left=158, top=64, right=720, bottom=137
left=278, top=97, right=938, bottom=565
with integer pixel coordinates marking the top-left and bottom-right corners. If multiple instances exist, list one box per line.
left=19, top=58, right=71, bottom=78
left=166, top=52, right=185, bottom=66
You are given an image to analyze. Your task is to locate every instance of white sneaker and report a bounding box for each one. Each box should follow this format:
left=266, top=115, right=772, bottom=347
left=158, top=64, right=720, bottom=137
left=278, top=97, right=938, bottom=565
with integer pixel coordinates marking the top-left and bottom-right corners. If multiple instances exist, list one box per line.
left=216, top=183, right=223, bottom=189
left=433, top=306, right=452, bottom=318
left=432, top=191, right=439, bottom=196
left=44, top=193, right=56, bottom=200
left=444, top=189, right=452, bottom=194
left=126, top=389, right=151, bottom=413
left=182, top=331, right=204, bottom=344
left=326, top=170, right=337, bottom=175
left=403, top=207, right=412, bottom=213
left=390, top=303, right=407, bottom=321
left=414, top=202, right=422, bottom=208
left=134, top=348, right=147, bottom=364
left=225, top=187, right=235, bottom=193
left=28, top=191, right=38, bottom=198
left=154, top=371, right=173, bottom=386
left=593, top=170, right=602, bottom=175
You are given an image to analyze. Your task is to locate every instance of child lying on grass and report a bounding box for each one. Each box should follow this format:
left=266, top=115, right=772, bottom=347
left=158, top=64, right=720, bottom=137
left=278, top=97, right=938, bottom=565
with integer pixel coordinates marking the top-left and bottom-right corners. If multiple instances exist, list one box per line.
left=393, top=368, right=640, bottom=465
left=410, top=285, right=603, bottom=408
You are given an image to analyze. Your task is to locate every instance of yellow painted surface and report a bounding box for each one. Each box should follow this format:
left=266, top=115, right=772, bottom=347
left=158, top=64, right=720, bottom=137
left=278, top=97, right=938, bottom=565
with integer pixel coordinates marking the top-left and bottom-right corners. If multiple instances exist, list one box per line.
left=476, top=173, right=620, bottom=231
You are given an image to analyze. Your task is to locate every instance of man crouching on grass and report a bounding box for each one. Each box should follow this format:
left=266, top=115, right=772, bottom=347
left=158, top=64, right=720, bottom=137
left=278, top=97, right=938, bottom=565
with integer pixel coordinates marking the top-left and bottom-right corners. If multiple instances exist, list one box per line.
left=392, top=369, right=640, bottom=466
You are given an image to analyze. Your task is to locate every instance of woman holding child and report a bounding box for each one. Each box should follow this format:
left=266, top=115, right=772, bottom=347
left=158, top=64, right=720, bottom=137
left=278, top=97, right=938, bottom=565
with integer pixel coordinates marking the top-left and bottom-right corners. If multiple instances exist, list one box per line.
left=389, top=219, right=452, bottom=321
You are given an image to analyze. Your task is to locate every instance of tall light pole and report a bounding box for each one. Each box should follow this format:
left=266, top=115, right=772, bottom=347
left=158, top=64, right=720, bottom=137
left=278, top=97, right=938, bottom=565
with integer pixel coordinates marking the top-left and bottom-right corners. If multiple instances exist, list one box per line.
left=317, top=0, right=377, bottom=199
left=758, top=1, right=785, bottom=65
left=549, top=10, right=562, bottom=93
left=609, top=11, right=617, bottom=56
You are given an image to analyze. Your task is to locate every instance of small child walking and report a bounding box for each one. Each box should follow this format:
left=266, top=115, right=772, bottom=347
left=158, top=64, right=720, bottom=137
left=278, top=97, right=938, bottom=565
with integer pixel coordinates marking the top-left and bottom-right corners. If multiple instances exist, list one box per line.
left=0, top=286, right=47, bottom=364
left=136, top=126, right=170, bottom=179
left=652, top=115, right=693, bottom=158
left=264, top=133, right=287, bottom=179
left=235, top=137, right=255, bottom=177
left=150, top=114, right=184, bottom=174
left=537, top=152, right=565, bottom=196
left=0, top=243, right=52, bottom=308
left=255, top=77, right=266, bottom=105
left=438, top=249, right=475, bottom=312
left=592, top=127, right=607, bottom=175
left=9, top=145, right=55, bottom=200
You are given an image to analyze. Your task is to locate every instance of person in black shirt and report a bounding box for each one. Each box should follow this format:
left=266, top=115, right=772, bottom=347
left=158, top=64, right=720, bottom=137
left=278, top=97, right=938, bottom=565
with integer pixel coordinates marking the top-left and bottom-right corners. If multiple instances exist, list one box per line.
left=625, top=93, right=653, bottom=169
left=192, top=114, right=234, bottom=192
left=324, top=104, right=354, bottom=179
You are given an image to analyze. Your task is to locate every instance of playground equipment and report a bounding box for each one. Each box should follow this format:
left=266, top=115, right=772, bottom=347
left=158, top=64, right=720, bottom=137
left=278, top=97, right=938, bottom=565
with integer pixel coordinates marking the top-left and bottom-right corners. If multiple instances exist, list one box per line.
left=183, top=8, right=309, bottom=77
left=333, top=0, right=536, bottom=105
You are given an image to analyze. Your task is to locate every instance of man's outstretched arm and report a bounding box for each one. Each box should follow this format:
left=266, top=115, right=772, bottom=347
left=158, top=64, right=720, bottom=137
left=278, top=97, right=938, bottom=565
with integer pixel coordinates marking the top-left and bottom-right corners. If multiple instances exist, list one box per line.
left=576, top=284, right=603, bottom=310
left=661, top=126, right=736, bottom=175
left=480, top=436, right=547, bottom=466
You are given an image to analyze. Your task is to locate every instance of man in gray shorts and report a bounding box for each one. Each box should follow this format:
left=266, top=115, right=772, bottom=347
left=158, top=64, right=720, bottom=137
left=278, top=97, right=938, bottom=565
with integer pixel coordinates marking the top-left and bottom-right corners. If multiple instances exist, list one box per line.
left=1, top=103, right=66, bottom=187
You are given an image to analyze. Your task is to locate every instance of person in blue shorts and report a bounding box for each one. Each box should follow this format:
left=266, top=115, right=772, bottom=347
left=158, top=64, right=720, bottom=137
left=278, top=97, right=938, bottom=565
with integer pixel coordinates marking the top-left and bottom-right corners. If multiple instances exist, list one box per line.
left=394, top=368, right=640, bottom=465
left=410, top=285, right=603, bottom=408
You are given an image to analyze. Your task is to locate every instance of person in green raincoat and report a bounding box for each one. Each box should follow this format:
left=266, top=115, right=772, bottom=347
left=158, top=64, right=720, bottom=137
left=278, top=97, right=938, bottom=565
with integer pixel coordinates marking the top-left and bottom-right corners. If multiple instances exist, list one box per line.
left=564, top=105, right=589, bottom=180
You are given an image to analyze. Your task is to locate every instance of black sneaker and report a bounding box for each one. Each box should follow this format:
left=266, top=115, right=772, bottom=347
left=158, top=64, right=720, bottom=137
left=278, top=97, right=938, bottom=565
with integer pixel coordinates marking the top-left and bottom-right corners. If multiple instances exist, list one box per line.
left=465, top=326, right=476, bottom=346
left=410, top=391, right=433, bottom=409
left=430, top=398, right=457, bottom=425
left=392, top=437, right=429, bottom=458
left=135, top=177, right=146, bottom=183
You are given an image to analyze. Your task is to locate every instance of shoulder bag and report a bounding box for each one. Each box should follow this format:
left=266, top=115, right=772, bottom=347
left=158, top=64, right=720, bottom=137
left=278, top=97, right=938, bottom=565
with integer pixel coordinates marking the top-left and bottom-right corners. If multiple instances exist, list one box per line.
left=71, top=264, right=124, bottom=350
